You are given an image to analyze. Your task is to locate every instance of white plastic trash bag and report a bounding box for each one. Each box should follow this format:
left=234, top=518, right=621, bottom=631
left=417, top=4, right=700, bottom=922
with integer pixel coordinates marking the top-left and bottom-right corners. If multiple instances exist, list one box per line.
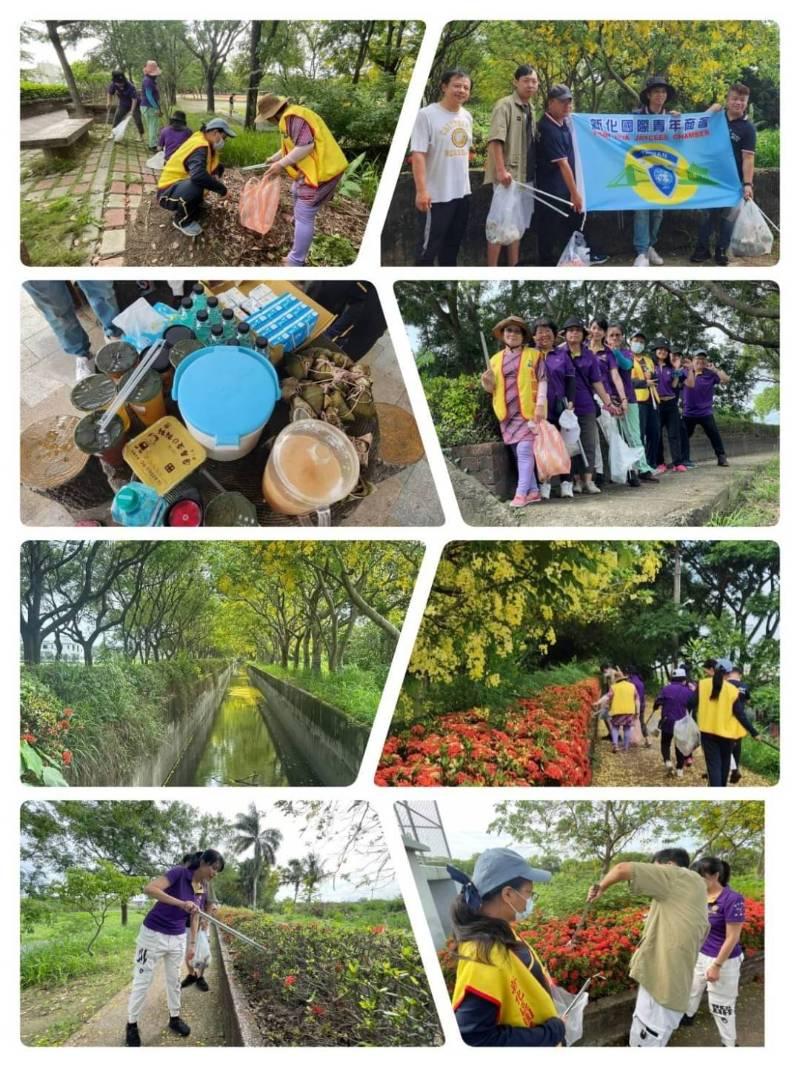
left=146, top=149, right=166, bottom=171
left=112, top=298, right=168, bottom=350
left=111, top=113, right=132, bottom=143
left=485, top=182, right=535, bottom=245
left=557, top=230, right=590, bottom=267
left=673, top=713, right=702, bottom=757
left=550, top=984, right=589, bottom=1046
left=598, top=411, right=644, bottom=483
left=729, top=198, right=773, bottom=258
left=192, top=928, right=211, bottom=969
left=558, top=407, right=582, bottom=456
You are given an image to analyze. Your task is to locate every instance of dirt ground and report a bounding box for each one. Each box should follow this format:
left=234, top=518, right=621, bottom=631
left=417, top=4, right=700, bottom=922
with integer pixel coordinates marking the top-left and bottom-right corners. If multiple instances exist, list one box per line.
left=124, top=170, right=370, bottom=267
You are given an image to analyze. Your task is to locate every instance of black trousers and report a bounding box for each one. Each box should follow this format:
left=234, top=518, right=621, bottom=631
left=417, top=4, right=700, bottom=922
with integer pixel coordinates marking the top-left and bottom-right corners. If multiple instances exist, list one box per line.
left=415, top=196, right=470, bottom=266
left=537, top=206, right=582, bottom=266
left=657, top=397, right=683, bottom=466
left=660, top=729, right=686, bottom=768
left=112, top=98, right=144, bottom=136
left=158, top=180, right=206, bottom=225
left=638, top=400, right=660, bottom=469
left=701, top=732, right=734, bottom=787
left=684, top=414, right=726, bottom=458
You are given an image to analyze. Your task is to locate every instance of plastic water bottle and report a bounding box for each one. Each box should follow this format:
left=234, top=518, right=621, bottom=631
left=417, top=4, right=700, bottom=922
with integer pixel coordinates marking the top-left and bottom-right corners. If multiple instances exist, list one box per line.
left=221, top=308, right=236, bottom=341
left=210, top=323, right=225, bottom=345
left=195, top=309, right=211, bottom=343
left=112, top=484, right=163, bottom=527
left=191, top=284, right=207, bottom=313
left=230, top=321, right=256, bottom=349
left=177, top=296, right=194, bottom=326
left=206, top=296, right=221, bottom=328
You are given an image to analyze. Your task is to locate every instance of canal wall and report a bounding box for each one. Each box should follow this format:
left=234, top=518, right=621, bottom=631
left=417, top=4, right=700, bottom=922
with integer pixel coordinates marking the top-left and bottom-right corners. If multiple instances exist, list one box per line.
left=213, top=925, right=261, bottom=1047
left=247, top=666, right=370, bottom=786
left=117, top=664, right=234, bottom=787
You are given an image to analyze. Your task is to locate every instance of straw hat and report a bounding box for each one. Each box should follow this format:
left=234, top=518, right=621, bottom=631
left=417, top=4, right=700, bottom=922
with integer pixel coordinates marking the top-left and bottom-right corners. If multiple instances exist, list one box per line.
left=257, top=94, right=290, bottom=121
left=492, top=315, right=530, bottom=342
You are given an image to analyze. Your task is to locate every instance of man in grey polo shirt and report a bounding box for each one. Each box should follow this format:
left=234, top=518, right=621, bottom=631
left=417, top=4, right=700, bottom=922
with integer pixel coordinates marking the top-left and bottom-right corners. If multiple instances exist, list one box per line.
left=485, top=65, right=539, bottom=267
left=587, top=847, right=708, bottom=1046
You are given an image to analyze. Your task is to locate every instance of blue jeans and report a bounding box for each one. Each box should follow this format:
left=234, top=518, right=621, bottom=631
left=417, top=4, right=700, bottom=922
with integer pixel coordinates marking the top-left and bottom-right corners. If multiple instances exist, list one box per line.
left=23, top=282, right=120, bottom=357
left=696, top=208, right=736, bottom=254
left=632, top=209, right=663, bottom=255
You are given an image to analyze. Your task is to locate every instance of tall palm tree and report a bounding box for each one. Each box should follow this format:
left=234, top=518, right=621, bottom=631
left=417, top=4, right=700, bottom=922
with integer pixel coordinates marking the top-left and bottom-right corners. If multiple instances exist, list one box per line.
left=231, top=802, right=282, bottom=910
left=302, top=850, right=326, bottom=904
left=281, top=858, right=305, bottom=904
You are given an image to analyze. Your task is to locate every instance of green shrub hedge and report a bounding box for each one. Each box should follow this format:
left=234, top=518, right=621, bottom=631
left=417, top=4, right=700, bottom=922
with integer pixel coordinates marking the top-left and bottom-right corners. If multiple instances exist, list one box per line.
left=422, top=373, right=499, bottom=448
left=21, top=81, right=69, bottom=102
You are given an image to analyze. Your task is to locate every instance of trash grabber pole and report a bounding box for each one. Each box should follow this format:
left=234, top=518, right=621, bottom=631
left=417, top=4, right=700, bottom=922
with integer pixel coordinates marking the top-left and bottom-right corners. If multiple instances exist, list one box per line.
left=564, top=974, right=606, bottom=1016
left=479, top=331, right=492, bottom=372
left=533, top=193, right=569, bottom=218
left=755, top=733, right=780, bottom=752
left=566, top=897, right=594, bottom=947
left=200, top=910, right=270, bottom=954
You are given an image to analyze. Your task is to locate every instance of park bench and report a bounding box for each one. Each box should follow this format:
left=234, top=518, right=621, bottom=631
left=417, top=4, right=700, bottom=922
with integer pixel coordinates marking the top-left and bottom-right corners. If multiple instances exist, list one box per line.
left=20, top=111, right=94, bottom=159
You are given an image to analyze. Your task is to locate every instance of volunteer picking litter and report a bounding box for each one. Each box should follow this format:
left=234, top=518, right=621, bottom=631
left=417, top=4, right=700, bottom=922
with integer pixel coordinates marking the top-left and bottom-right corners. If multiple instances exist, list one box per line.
left=446, top=848, right=567, bottom=1046
left=157, top=119, right=237, bottom=238
left=257, top=94, right=348, bottom=266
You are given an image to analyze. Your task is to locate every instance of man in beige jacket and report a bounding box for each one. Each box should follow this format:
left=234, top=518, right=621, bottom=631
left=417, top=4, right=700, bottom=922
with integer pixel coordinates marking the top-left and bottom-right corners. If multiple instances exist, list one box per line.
left=587, top=847, right=709, bottom=1046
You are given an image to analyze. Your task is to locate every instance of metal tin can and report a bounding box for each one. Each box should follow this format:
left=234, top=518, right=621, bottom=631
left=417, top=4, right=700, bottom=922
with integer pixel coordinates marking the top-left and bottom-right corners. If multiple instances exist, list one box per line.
left=95, top=341, right=139, bottom=381
left=119, top=368, right=167, bottom=427
left=73, top=411, right=129, bottom=467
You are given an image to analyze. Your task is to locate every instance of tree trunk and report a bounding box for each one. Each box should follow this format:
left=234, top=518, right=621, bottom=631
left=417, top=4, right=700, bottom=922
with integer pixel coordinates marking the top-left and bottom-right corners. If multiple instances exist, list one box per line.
left=82, top=642, right=93, bottom=668
left=311, top=629, right=322, bottom=675
left=46, top=22, right=86, bottom=116
left=205, top=65, right=216, bottom=113
left=244, top=20, right=263, bottom=128
left=22, top=629, right=42, bottom=665
left=120, top=900, right=128, bottom=926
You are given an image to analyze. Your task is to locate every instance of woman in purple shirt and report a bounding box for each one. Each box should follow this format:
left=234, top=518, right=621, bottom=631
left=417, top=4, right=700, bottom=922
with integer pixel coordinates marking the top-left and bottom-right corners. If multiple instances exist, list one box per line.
left=683, top=857, right=746, bottom=1046
left=158, top=111, right=191, bottom=162
left=653, top=668, right=693, bottom=776
left=125, top=849, right=224, bottom=1047
left=533, top=316, right=575, bottom=500
left=558, top=316, right=614, bottom=495
left=107, top=71, right=144, bottom=136
left=652, top=337, right=688, bottom=474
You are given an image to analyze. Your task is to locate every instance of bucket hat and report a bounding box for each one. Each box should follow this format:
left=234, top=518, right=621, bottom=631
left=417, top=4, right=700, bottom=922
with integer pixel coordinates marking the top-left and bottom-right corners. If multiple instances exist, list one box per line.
left=492, top=315, right=531, bottom=342
left=639, top=75, right=676, bottom=107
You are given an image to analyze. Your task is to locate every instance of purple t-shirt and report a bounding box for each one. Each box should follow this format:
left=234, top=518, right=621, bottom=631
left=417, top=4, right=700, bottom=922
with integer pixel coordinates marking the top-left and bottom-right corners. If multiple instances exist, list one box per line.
left=701, top=886, right=745, bottom=959
left=684, top=369, right=721, bottom=418
left=141, top=74, right=160, bottom=109
left=544, top=347, right=575, bottom=420
left=108, top=79, right=139, bottom=103
left=143, top=866, right=198, bottom=936
left=655, top=682, right=691, bottom=727
left=559, top=344, right=601, bottom=415
left=629, top=673, right=646, bottom=710
left=592, top=346, right=619, bottom=397
left=159, top=125, right=192, bottom=161
left=654, top=362, right=679, bottom=400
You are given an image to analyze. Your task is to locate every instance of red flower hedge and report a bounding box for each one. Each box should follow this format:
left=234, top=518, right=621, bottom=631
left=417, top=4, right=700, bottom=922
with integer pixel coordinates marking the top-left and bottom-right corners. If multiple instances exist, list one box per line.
left=439, top=898, right=765, bottom=999
left=376, top=679, right=599, bottom=787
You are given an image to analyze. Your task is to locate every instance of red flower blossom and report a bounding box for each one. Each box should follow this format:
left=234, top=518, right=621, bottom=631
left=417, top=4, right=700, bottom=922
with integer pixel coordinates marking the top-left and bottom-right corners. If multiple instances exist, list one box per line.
left=283, top=975, right=297, bottom=987
left=61, top=750, right=72, bottom=765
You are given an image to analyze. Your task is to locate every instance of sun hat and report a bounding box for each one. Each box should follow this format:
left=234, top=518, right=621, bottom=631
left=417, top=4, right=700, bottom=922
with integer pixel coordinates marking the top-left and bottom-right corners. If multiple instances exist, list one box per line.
left=257, top=94, right=290, bottom=121
left=561, top=315, right=588, bottom=340
left=492, top=315, right=531, bottom=342
left=640, top=75, right=676, bottom=107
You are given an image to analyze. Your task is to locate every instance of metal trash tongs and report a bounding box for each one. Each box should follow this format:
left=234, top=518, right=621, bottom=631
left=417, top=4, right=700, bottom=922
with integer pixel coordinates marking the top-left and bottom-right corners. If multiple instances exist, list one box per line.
left=199, top=909, right=270, bottom=954
left=562, top=974, right=606, bottom=1017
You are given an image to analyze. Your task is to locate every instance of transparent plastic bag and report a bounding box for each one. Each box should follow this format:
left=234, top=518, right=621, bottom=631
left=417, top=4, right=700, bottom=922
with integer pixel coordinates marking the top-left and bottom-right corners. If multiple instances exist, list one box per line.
left=598, top=411, right=644, bottom=483
left=111, top=113, right=132, bottom=143
left=557, top=230, right=590, bottom=267
left=111, top=298, right=169, bottom=350
left=729, top=198, right=773, bottom=258
left=239, top=173, right=281, bottom=236
left=673, top=713, right=702, bottom=756
left=550, top=984, right=589, bottom=1046
left=558, top=408, right=582, bottom=456
left=485, top=182, right=534, bottom=245
left=146, top=149, right=166, bottom=171
left=192, top=928, right=211, bottom=969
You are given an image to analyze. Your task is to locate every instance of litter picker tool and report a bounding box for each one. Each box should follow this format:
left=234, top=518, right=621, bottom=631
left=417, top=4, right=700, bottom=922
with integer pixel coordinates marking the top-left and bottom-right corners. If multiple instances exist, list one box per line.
left=479, top=331, right=492, bottom=372
left=199, top=909, right=270, bottom=954
left=755, top=203, right=780, bottom=234
left=240, top=162, right=269, bottom=172
left=566, top=896, right=595, bottom=948
left=563, top=974, right=606, bottom=1017
left=97, top=340, right=165, bottom=434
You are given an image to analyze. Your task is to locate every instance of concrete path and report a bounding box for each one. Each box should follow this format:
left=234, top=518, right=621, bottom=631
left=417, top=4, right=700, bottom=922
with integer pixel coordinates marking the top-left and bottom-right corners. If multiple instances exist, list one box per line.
left=449, top=453, right=776, bottom=527
left=669, top=978, right=764, bottom=1047
left=591, top=730, right=771, bottom=788
left=65, top=937, right=227, bottom=1047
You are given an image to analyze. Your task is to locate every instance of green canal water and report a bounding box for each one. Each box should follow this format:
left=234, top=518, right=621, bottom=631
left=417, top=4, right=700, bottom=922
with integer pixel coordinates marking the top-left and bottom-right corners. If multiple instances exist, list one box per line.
left=165, top=670, right=322, bottom=786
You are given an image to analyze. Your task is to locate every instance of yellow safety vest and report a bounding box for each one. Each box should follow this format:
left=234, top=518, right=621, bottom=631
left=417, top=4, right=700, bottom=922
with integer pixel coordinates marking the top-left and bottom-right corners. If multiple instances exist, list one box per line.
left=279, top=105, right=347, bottom=187
left=452, top=936, right=558, bottom=1031
left=696, top=677, right=747, bottom=739
left=632, top=354, right=658, bottom=404
left=491, top=347, right=544, bottom=421
left=610, top=679, right=637, bottom=716
left=157, top=131, right=219, bottom=190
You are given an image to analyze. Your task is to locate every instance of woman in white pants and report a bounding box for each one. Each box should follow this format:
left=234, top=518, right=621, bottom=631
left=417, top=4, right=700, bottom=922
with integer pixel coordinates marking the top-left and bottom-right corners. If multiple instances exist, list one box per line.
left=125, top=849, right=225, bottom=1047
left=682, top=856, right=746, bottom=1046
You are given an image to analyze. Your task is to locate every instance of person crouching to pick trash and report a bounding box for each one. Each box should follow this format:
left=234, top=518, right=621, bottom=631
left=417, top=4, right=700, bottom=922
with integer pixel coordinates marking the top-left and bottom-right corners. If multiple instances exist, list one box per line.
left=156, top=118, right=236, bottom=238
left=125, top=849, right=225, bottom=1047
left=480, top=316, right=547, bottom=508
left=586, top=847, right=709, bottom=1047
left=257, top=94, right=348, bottom=267
left=447, top=848, right=566, bottom=1046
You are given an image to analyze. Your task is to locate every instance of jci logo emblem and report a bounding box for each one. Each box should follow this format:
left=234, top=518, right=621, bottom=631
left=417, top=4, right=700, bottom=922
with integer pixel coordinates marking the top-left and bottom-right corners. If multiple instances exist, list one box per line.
left=625, top=143, right=698, bottom=205
left=451, top=128, right=468, bottom=148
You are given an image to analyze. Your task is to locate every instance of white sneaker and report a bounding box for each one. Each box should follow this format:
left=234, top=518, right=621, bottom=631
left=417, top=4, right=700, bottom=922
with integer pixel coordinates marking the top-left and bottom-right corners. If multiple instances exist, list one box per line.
left=173, top=219, right=203, bottom=238
left=676, top=769, right=684, bottom=778
left=647, top=246, right=664, bottom=265
left=584, top=480, right=602, bottom=494
left=664, top=761, right=672, bottom=771
left=572, top=480, right=583, bottom=494
left=75, top=355, right=95, bottom=381
left=560, top=481, right=574, bottom=498
left=539, top=481, right=551, bottom=500
left=633, top=253, right=650, bottom=267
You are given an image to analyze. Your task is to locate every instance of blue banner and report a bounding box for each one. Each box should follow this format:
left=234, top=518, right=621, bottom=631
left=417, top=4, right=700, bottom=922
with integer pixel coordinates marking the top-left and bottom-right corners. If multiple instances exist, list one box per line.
left=571, top=111, right=741, bottom=211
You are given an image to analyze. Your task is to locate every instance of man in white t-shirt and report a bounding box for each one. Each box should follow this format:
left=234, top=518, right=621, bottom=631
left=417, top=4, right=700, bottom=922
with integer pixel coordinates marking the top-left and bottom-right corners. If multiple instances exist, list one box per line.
left=409, top=68, right=473, bottom=266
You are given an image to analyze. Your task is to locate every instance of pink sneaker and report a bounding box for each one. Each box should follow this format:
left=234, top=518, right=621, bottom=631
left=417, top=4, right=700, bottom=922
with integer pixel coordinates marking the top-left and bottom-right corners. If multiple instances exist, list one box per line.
left=655, top=464, right=668, bottom=474
left=510, top=494, right=528, bottom=507
left=525, top=491, right=542, bottom=504
left=673, top=464, right=688, bottom=472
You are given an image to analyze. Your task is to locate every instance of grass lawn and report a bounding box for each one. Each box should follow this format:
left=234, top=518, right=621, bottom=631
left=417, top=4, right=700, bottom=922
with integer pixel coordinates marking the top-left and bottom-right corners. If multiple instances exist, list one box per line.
left=257, top=663, right=386, bottom=724
left=21, top=909, right=144, bottom=1046
left=708, top=456, right=779, bottom=526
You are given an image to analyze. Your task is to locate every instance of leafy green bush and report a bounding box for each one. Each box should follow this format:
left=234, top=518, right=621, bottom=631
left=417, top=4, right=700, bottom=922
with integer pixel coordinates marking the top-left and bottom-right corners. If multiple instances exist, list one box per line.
left=258, top=663, right=384, bottom=724
left=739, top=734, right=779, bottom=782
left=289, top=77, right=402, bottom=153
left=20, top=81, right=69, bottom=102
left=184, top=114, right=280, bottom=166
left=307, top=233, right=357, bottom=266
left=21, top=909, right=143, bottom=988
left=422, top=374, right=499, bottom=447
left=756, top=127, right=779, bottom=168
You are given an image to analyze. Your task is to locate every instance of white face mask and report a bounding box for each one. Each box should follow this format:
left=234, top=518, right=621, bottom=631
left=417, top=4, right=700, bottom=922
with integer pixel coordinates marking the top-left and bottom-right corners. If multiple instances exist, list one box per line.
left=214, top=138, right=225, bottom=152
left=631, top=341, right=645, bottom=354
left=510, top=889, right=534, bottom=922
